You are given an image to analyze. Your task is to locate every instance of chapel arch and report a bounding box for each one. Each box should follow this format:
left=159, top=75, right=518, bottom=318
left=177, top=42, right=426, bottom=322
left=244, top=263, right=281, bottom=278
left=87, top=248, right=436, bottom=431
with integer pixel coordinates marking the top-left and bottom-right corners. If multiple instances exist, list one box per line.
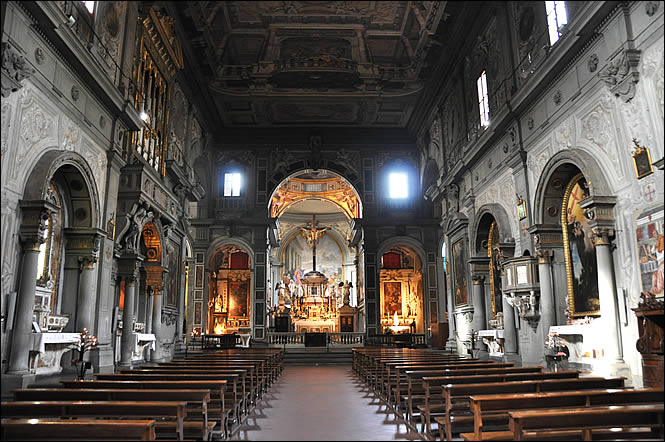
left=207, top=243, right=252, bottom=335
left=377, top=238, right=428, bottom=335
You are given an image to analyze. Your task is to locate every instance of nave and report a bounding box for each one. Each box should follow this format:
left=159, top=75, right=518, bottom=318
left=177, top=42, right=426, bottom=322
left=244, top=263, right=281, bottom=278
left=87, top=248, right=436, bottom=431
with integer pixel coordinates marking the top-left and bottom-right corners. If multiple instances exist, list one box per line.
left=5, top=346, right=662, bottom=441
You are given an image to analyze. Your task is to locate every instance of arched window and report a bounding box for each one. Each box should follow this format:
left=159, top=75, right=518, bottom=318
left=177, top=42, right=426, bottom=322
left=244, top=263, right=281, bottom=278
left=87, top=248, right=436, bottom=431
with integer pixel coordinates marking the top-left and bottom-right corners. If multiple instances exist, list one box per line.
left=441, top=242, right=447, bottom=273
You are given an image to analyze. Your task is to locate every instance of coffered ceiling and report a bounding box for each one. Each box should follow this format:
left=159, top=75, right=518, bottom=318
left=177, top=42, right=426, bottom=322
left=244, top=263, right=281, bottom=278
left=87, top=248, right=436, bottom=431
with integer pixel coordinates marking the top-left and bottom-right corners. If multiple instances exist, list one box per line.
left=172, top=1, right=472, bottom=130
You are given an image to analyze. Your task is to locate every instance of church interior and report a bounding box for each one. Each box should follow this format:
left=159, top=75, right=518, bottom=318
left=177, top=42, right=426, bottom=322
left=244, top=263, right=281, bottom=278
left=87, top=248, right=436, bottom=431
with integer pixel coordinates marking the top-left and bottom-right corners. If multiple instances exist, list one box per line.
left=1, top=1, right=664, bottom=440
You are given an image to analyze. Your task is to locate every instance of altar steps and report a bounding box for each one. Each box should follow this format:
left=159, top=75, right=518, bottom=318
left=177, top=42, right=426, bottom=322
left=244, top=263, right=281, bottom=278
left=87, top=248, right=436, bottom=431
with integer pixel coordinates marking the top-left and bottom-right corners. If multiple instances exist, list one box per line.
left=283, top=348, right=353, bottom=365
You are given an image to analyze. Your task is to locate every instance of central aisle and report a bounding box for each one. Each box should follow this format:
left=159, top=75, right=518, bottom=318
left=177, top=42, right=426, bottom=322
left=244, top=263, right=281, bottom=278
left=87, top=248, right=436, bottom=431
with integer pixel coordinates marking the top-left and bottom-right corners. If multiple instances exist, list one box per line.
left=230, top=365, right=421, bottom=441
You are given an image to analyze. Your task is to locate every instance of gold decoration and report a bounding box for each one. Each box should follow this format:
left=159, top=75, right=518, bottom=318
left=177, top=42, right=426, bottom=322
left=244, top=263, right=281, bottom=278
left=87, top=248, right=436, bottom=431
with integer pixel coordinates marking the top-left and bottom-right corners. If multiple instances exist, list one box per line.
left=270, top=176, right=360, bottom=219
left=631, top=138, right=654, bottom=179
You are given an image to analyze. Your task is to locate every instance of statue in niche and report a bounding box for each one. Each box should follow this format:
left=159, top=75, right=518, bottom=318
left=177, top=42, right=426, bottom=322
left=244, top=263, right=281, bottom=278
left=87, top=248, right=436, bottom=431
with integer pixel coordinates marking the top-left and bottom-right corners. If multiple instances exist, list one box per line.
left=447, top=183, right=460, bottom=212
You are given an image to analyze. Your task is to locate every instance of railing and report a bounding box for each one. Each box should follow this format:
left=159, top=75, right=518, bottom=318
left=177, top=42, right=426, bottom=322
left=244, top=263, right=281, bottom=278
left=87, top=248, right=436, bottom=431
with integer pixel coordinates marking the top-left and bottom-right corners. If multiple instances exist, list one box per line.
left=274, top=57, right=358, bottom=73
left=366, top=333, right=427, bottom=348
left=266, top=332, right=365, bottom=347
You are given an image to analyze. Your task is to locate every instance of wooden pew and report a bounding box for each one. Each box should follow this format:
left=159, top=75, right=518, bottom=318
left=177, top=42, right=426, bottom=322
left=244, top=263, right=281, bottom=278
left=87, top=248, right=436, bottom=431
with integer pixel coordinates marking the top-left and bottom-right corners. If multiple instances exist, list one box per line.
left=392, top=363, right=514, bottom=413
left=398, top=366, right=544, bottom=422
left=121, top=367, right=256, bottom=414
left=13, top=388, right=213, bottom=441
left=61, top=380, right=231, bottom=438
left=0, top=418, right=156, bottom=441
left=437, top=377, right=628, bottom=441
left=461, top=387, right=665, bottom=441
left=418, top=371, right=580, bottom=438
left=1, top=401, right=186, bottom=440
left=508, top=404, right=664, bottom=441
left=95, top=372, right=244, bottom=430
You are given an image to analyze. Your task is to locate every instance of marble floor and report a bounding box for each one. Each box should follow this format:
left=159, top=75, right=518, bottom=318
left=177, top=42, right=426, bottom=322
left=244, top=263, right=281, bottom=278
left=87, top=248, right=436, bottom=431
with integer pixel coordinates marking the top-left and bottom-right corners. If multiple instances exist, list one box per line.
left=229, top=365, right=424, bottom=441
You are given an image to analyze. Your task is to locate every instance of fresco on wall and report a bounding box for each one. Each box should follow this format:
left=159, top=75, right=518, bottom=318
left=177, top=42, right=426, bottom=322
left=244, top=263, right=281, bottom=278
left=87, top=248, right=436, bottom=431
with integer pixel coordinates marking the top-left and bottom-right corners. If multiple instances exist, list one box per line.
left=563, top=174, right=600, bottom=316
left=383, top=281, right=402, bottom=316
left=452, top=239, right=468, bottom=306
left=635, top=206, right=664, bottom=296
left=282, top=232, right=343, bottom=290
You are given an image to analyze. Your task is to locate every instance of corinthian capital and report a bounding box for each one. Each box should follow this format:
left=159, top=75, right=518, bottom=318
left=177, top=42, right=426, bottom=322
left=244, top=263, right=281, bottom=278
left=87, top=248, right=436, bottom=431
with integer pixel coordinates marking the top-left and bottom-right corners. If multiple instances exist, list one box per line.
left=591, top=227, right=615, bottom=246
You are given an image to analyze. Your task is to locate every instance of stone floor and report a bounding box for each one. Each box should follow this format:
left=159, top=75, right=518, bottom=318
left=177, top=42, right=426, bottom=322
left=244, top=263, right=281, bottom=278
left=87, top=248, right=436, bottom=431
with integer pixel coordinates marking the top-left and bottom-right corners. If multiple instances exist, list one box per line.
left=229, top=365, right=424, bottom=441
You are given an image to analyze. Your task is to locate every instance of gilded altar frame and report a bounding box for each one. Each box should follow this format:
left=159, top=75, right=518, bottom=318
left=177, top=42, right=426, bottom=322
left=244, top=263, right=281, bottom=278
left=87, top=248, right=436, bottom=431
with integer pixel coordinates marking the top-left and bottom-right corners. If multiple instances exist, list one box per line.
left=562, top=173, right=601, bottom=317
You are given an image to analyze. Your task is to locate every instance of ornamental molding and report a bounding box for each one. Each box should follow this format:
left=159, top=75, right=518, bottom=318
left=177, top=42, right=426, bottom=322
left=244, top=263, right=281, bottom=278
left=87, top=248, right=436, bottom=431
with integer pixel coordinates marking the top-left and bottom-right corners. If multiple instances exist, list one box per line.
left=1, top=41, right=35, bottom=98
left=598, top=49, right=641, bottom=103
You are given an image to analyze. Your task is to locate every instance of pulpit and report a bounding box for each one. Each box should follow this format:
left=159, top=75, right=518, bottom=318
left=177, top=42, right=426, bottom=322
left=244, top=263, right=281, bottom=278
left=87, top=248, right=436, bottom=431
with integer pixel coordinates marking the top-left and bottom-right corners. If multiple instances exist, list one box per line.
left=633, top=297, right=664, bottom=388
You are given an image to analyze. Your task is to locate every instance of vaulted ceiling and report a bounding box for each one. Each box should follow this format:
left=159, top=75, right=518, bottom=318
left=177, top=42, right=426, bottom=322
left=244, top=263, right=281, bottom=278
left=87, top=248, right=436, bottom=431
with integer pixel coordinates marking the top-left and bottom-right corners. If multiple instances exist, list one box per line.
left=171, top=1, right=476, bottom=131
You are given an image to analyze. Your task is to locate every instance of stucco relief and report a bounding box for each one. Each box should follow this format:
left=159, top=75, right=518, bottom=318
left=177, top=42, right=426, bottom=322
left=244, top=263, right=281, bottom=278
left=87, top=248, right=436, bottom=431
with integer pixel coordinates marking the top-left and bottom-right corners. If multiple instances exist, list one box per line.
left=1, top=100, right=11, bottom=158
left=84, top=145, right=107, bottom=197
left=579, top=105, right=624, bottom=182
left=554, top=117, right=575, bottom=150
left=60, top=115, right=82, bottom=152
left=15, top=100, right=55, bottom=180
left=526, top=144, right=551, bottom=193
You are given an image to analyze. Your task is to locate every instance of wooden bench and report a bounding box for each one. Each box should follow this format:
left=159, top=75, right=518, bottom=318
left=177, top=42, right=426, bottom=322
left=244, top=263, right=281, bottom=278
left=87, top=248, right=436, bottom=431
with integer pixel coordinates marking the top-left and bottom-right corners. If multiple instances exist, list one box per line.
left=95, top=372, right=244, bottom=431
left=460, top=387, right=665, bottom=440
left=508, top=404, right=665, bottom=440
left=436, top=377, right=627, bottom=441
left=1, top=401, right=185, bottom=440
left=60, top=380, right=231, bottom=438
left=418, top=371, right=581, bottom=438
left=13, top=388, right=213, bottom=441
left=0, top=418, right=156, bottom=441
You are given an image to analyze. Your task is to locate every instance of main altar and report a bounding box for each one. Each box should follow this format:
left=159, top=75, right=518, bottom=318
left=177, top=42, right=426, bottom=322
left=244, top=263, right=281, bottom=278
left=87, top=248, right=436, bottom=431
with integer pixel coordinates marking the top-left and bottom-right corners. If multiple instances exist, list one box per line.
left=273, top=216, right=357, bottom=333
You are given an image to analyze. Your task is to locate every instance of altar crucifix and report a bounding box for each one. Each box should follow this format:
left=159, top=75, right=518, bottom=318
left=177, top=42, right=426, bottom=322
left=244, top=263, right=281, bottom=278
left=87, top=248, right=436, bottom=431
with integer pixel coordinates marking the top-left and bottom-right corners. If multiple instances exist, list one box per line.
left=301, top=215, right=329, bottom=272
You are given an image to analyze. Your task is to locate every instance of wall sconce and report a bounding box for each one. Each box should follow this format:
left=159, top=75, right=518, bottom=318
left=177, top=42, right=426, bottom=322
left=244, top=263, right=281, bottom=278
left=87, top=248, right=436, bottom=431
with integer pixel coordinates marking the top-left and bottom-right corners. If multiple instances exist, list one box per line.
left=516, top=195, right=527, bottom=220
left=631, top=138, right=654, bottom=179
left=66, top=15, right=76, bottom=27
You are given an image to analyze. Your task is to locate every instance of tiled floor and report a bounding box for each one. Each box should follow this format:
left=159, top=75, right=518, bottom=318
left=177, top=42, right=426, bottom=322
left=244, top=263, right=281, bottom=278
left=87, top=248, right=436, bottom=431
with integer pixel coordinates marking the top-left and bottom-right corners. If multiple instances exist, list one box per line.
left=229, top=365, right=423, bottom=441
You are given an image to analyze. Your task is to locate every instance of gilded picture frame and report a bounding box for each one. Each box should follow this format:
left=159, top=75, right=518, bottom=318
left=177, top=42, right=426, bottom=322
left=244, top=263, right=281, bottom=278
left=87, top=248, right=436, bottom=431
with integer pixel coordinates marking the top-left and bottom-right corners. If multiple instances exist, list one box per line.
left=562, top=173, right=601, bottom=317
left=517, top=197, right=527, bottom=220
left=632, top=139, right=654, bottom=179
left=452, top=239, right=468, bottom=306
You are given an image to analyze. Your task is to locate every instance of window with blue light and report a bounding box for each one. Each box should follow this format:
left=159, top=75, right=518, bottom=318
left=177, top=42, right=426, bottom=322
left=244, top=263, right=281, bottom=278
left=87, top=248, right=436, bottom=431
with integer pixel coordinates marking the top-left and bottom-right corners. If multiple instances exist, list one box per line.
left=477, top=71, right=490, bottom=128
left=223, top=172, right=242, bottom=197
left=545, top=1, right=568, bottom=45
left=388, top=172, right=408, bottom=199
left=442, top=242, right=447, bottom=273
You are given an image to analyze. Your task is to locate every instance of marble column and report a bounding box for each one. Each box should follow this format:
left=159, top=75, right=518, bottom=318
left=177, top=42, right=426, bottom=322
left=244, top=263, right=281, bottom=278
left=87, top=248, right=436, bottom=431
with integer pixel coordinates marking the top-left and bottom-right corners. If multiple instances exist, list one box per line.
left=76, top=256, right=98, bottom=333
left=593, top=228, right=623, bottom=362
left=8, top=201, right=56, bottom=374
left=536, top=249, right=556, bottom=333
left=118, top=255, right=142, bottom=367
left=151, top=287, right=163, bottom=361
left=501, top=295, right=519, bottom=363
left=472, top=275, right=488, bottom=357
left=445, top=271, right=457, bottom=350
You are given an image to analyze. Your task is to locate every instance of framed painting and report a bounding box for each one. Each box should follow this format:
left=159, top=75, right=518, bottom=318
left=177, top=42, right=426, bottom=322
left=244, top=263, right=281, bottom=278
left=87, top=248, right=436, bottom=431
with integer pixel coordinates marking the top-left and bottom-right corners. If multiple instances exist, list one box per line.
left=195, top=265, right=203, bottom=288
left=632, top=139, right=654, bottom=179
left=562, top=173, right=600, bottom=316
left=229, top=281, right=249, bottom=317
left=635, top=205, right=664, bottom=297
left=383, top=281, right=402, bottom=316
left=194, top=301, right=202, bottom=325
left=452, top=239, right=468, bottom=306
left=488, top=221, right=503, bottom=318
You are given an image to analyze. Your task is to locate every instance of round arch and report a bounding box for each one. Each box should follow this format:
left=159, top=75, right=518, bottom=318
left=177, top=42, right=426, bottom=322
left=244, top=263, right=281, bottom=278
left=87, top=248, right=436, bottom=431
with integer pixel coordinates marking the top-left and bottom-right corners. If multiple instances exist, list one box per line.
left=267, top=168, right=364, bottom=219
left=533, top=148, right=613, bottom=225
left=206, top=237, right=255, bottom=269
left=472, top=203, right=514, bottom=255
left=22, top=150, right=101, bottom=229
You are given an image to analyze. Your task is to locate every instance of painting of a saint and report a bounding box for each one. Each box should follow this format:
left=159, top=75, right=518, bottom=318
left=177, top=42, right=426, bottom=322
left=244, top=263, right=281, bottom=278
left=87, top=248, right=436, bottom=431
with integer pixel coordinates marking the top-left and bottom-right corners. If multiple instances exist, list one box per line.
left=167, top=244, right=180, bottom=306
left=383, top=281, right=402, bottom=316
left=635, top=207, right=664, bottom=296
left=563, top=175, right=600, bottom=315
left=488, top=221, right=503, bottom=318
left=194, top=302, right=202, bottom=325
left=229, top=281, right=249, bottom=317
left=452, top=239, right=468, bottom=306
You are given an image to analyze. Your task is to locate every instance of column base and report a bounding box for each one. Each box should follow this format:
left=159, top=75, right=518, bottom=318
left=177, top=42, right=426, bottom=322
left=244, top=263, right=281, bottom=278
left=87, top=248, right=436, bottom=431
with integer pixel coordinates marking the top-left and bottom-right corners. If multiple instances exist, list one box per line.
left=1, top=373, right=36, bottom=400
left=91, top=345, right=115, bottom=374
left=445, top=338, right=457, bottom=352
left=503, top=352, right=522, bottom=366
left=609, top=360, right=634, bottom=387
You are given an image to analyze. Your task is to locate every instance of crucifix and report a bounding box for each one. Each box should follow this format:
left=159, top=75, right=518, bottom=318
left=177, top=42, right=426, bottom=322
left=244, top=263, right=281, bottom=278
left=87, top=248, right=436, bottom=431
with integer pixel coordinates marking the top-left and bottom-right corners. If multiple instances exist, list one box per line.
left=301, top=215, right=329, bottom=272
